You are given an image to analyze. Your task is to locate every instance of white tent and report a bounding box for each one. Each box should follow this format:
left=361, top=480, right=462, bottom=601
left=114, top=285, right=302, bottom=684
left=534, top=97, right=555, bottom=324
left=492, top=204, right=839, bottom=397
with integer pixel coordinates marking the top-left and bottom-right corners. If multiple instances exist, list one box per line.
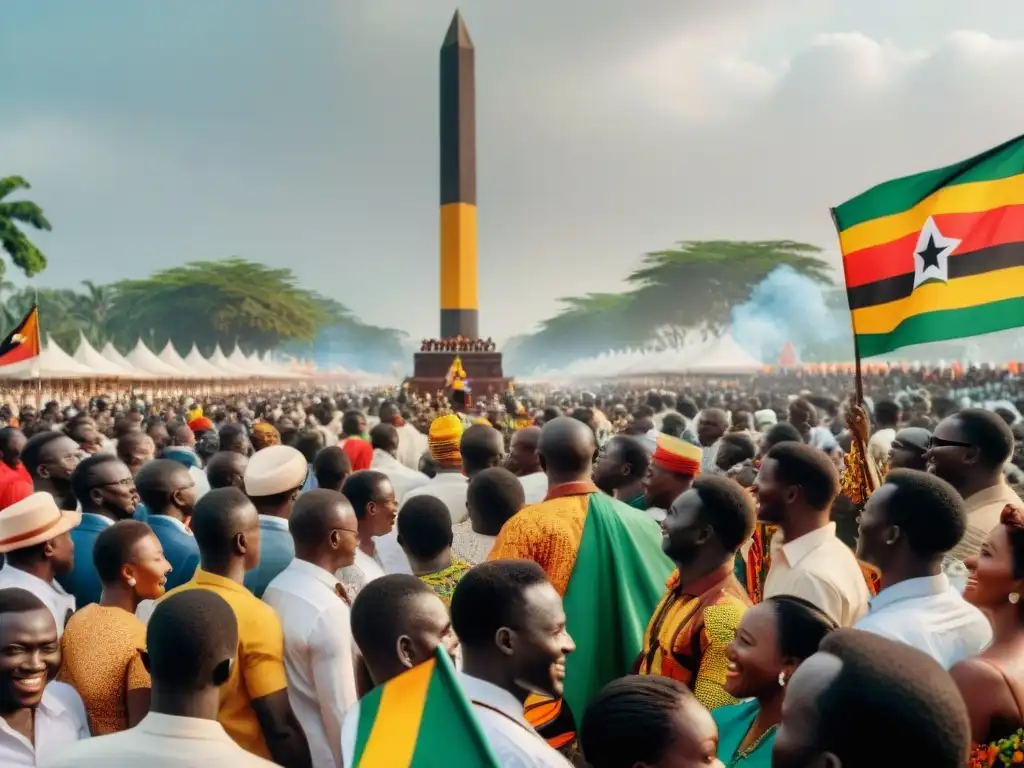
left=683, top=334, right=763, bottom=375
left=257, top=350, right=307, bottom=380
left=73, top=333, right=152, bottom=378
left=126, top=340, right=186, bottom=378
left=101, top=342, right=136, bottom=372
left=208, top=345, right=251, bottom=377
left=226, top=346, right=261, bottom=375
left=0, top=336, right=99, bottom=380
left=184, top=345, right=227, bottom=378
left=158, top=342, right=196, bottom=377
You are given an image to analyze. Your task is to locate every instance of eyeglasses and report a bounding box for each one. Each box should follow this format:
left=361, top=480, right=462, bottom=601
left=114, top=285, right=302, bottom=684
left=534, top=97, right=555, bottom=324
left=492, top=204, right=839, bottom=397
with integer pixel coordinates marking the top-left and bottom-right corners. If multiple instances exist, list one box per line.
left=927, top=436, right=975, bottom=450
left=91, top=477, right=136, bottom=491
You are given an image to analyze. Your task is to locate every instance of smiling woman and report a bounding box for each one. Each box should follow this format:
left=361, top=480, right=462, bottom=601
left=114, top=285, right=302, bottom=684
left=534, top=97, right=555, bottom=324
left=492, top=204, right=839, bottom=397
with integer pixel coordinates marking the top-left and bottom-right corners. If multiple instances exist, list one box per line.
left=711, top=596, right=837, bottom=767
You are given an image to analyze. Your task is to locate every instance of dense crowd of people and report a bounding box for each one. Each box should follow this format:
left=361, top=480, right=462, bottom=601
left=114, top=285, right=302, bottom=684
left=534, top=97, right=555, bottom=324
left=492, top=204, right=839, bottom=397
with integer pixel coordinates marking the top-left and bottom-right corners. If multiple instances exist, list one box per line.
left=0, top=365, right=1021, bottom=766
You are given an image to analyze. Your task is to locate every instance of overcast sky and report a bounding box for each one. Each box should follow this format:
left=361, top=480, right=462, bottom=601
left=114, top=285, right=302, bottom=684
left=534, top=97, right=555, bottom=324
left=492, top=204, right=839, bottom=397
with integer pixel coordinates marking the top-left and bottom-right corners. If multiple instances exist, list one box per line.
left=4, top=1, right=1024, bottom=342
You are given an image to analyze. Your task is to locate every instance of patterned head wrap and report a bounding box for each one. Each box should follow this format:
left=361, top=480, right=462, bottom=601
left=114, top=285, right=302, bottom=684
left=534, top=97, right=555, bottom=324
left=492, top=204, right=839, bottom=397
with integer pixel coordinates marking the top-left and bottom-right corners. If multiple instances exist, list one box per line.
left=429, top=414, right=464, bottom=467
left=251, top=422, right=281, bottom=451
left=651, top=434, right=702, bottom=477
left=188, top=417, right=214, bottom=434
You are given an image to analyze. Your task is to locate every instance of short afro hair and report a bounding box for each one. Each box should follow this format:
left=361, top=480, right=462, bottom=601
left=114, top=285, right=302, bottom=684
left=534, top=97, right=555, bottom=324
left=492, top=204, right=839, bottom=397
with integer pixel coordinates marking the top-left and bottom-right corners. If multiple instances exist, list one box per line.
left=20, top=431, right=68, bottom=476
left=879, top=469, right=966, bottom=557
left=764, top=442, right=840, bottom=510
left=350, top=574, right=439, bottom=660
left=313, top=446, right=351, bottom=490
left=690, top=475, right=756, bottom=552
left=397, top=495, right=453, bottom=560
left=466, top=467, right=525, bottom=536
left=762, top=422, right=803, bottom=448
left=70, top=454, right=125, bottom=508
left=765, top=595, right=837, bottom=661
left=147, top=590, right=238, bottom=689
left=0, top=587, right=48, bottom=617
left=811, top=629, right=970, bottom=766
left=607, top=435, right=651, bottom=479
left=450, top=560, right=550, bottom=648
left=952, top=408, right=1015, bottom=469
left=581, top=676, right=693, bottom=768
left=93, top=520, right=155, bottom=584
left=341, top=470, right=389, bottom=519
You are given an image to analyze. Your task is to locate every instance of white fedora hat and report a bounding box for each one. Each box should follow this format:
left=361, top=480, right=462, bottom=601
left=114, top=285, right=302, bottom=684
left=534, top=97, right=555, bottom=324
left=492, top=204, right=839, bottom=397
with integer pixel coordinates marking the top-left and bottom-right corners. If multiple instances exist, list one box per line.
left=0, top=492, right=82, bottom=554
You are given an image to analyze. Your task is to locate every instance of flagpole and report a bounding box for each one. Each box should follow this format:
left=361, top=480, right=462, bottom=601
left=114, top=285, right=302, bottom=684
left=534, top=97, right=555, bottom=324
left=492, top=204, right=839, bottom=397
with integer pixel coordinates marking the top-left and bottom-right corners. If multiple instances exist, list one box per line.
left=830, top=208, right=864, bottom=406
left=33, top=286, right=41, bottom=399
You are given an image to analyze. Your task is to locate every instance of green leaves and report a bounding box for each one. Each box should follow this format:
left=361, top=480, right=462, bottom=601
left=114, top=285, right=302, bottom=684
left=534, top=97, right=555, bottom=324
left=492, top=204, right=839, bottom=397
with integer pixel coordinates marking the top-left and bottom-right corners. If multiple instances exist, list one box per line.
left=0, top=176, right=51, bottom=278
left=507, top=240, right=833, bottom=370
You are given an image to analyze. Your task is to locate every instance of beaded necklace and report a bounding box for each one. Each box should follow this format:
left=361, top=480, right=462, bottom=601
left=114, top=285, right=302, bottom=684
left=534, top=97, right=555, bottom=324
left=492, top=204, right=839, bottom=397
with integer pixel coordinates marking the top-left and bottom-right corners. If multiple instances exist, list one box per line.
left=729, top=723, right=778, bottom=766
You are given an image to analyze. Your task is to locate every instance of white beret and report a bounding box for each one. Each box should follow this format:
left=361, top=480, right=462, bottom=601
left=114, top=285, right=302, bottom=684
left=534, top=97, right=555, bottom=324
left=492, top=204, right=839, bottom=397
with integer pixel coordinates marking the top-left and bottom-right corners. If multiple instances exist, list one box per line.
left=244, top=444, right=308, bottom=497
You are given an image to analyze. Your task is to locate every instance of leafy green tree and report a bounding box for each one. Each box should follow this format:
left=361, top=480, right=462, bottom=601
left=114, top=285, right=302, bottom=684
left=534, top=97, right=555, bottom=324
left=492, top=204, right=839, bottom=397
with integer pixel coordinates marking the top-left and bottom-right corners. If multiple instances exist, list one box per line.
left=508, top=240, right=833, bottom=371
left=0, top=177, right=51, bottom=280
left=72, top=280, right=115, bottom=345
left=623, top=240, right=832, bottom=336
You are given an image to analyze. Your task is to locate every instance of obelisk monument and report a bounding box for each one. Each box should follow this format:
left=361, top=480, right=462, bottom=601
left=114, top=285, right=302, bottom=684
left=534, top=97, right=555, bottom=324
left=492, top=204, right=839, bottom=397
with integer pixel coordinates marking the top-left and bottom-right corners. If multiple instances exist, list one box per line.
left=439, top=9, right=478, bottom=339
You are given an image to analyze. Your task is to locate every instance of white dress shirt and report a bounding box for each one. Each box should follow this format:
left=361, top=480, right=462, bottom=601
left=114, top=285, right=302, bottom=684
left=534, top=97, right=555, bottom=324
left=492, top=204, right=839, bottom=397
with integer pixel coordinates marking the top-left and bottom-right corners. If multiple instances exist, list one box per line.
left=339, top=674, right=572, bottom=768
left=401, top=472, right=469, bottom=524
left=371, top=449, right=430, bottom=502
left=263, top=559, right=356, bottom=768
left=0, top=566, right=76, bottom=639
left=3, top=681, right=88, bottom=767
left=395, top=423, right=427, bottom=470
left=337, top=547, right=387, bottom=601
left=763, top=522, right=870, bottom=627
left=518, top=472, right=548, bottom=506
left=40, top=711, right=277, bottom=767
left=854, top=573, right=992, bottom=669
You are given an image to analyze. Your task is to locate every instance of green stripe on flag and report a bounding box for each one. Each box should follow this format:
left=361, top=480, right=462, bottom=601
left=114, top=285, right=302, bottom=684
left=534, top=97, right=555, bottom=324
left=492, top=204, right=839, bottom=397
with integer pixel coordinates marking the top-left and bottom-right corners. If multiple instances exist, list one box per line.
left=834, top=134, right=1024, bottom=230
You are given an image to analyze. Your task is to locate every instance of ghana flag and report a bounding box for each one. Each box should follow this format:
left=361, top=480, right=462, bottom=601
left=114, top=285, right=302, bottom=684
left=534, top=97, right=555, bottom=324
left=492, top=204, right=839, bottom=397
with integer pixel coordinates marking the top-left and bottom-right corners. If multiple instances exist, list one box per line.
left=350, top=646, right=500, bottom=768
left=0, top=306, right=41, bottom=367
left=833, top=134, right=1024, bottom=357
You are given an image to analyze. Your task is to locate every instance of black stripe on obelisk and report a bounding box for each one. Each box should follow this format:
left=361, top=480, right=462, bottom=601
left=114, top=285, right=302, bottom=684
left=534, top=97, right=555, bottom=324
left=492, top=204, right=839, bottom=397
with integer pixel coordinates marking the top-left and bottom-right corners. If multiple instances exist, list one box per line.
left=441, top=309, right=479, bottom=339
left=440, top=11, right=476, bottom=206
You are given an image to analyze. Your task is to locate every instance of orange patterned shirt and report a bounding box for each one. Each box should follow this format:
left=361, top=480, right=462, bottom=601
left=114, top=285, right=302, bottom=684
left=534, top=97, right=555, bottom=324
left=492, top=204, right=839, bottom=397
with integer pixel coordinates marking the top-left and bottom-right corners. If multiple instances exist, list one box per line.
left=487, top=481, right=594, bottom=596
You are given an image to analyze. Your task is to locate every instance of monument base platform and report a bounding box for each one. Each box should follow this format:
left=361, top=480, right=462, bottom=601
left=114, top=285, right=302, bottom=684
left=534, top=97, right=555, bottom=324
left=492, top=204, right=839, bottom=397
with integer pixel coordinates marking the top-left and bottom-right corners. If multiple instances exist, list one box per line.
left=408, top=350, right=511, bottom=397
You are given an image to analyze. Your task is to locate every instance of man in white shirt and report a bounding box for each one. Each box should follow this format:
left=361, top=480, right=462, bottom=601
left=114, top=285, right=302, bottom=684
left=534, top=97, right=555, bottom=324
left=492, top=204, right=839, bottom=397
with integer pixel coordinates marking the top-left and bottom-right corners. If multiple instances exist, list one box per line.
left=450, top=560, right=574, bottom=767
left=506, top=427, right=547, bottom=505
left=854, top=469, right=991, bottom=668
left=369, top=424, right=429, bottom=501
left=757, top=442, right=870, bottom=626
left=378, top=401, right=426, bottom=470
left=43, top=589, right=277, bottom=767
left=338, top=471, right=395, bottom=598
left=263, top=489, right=360, bottom=768
left=0, top=493, right=80, bottom=637
left=0, top=588, right=89, bottom=767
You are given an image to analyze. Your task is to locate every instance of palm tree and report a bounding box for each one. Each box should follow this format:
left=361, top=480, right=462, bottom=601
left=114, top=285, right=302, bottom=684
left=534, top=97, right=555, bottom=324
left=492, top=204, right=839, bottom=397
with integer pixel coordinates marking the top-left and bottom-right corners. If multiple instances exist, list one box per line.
left=0, top=176, right=51, bottom=279
left=72, top=280, right=115, bottom=345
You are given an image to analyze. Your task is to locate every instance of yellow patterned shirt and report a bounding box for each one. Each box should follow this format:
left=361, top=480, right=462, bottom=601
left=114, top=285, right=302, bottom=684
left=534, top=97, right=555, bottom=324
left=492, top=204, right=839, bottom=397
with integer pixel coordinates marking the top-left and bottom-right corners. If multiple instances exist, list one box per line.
left=636, top=564, right=751, bottom=710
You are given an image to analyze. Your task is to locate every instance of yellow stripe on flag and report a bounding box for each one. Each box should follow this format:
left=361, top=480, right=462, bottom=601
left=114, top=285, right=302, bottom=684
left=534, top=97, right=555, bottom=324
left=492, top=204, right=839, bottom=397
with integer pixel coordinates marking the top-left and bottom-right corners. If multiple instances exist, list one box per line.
left=850, top=265, right=1024, bottom=335
left=839, top=173, right=1024, bottom=255
left=357, top=659, right=435, bottom=766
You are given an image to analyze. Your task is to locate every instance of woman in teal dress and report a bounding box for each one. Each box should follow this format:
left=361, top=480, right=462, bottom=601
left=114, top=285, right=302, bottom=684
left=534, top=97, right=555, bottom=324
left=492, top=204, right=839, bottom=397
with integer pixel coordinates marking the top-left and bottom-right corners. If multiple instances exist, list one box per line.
left=712, top=595, right=837, bottom=766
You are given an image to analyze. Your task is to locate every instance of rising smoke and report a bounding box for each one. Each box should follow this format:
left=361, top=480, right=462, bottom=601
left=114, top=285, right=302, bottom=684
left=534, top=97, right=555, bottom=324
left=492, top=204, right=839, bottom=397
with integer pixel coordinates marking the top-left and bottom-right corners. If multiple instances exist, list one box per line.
left=730, top=266, right=852, bottom=364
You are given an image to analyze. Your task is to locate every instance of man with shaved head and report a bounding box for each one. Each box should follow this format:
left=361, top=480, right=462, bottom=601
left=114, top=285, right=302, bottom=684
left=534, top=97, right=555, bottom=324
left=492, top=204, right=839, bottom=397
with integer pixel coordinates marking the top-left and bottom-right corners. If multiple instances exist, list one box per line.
left=489, top=417, right=673, bottom=757
left=206, top=451, right=249, bottom=491
left=136, top=458, right=200, bottom=590
left=162, top=488, right=310, bottom=767
left=506, top=425, right=547, bottom=504
left=264, top=489, right=360, bottom=768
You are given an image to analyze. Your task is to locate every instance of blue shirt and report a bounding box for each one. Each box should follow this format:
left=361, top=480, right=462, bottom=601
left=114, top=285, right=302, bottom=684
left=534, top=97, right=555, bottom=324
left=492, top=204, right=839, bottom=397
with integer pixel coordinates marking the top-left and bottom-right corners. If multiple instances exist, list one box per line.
left=854, top=573, right=992, bottom=669
left=56, top=513, right=113, bottom=609
left=712, top=699, right=774, bottom=767
left=242, top=515, right=294, bottom=598
left=147, top=514, right=200, bottom=591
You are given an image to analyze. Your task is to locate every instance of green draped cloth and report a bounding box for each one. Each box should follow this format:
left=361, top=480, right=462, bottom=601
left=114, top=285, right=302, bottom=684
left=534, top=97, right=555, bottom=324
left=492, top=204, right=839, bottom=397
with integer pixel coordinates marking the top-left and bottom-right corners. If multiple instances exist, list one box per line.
left=561, top=493, right=674, bottom=720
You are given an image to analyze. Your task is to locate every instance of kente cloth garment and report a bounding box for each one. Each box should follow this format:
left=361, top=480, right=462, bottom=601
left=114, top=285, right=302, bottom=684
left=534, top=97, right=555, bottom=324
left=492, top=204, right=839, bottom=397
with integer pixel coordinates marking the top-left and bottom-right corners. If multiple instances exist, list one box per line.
left=490, top=484, right=672, bottom=731
left=428, top=415, right=464, bottom=467
left=735, top=522, right=776, bottom=604
left=417, top=558, right=472, bottom=607
left=636, top=564, right=750, bottom=710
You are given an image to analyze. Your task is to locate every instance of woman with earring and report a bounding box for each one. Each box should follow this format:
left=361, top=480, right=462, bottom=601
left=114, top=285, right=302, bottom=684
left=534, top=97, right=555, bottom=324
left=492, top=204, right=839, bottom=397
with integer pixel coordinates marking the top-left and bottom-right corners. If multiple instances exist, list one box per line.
left=59, top=520, right=172, bottom=735
left=952, top=505, right=1024, bottom=746
left=712, top=595, right=838, bottom=766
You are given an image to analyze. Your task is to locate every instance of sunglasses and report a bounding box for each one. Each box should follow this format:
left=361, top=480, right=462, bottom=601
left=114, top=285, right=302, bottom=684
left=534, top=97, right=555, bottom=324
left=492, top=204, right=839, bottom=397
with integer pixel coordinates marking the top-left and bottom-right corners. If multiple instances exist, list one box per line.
left=926, top=436, right=975, bottom=450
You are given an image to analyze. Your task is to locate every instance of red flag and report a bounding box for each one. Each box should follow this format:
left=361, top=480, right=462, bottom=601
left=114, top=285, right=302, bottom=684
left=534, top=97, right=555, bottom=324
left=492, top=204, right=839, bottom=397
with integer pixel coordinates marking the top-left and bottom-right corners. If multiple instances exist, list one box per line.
left=0, top=306, right=41, bottom=367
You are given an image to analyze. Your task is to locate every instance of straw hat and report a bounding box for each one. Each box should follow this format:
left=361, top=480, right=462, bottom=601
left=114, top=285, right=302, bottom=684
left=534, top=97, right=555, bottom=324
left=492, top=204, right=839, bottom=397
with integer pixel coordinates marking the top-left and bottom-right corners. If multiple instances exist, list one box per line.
left=0, top=492, right=82, bottom=554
